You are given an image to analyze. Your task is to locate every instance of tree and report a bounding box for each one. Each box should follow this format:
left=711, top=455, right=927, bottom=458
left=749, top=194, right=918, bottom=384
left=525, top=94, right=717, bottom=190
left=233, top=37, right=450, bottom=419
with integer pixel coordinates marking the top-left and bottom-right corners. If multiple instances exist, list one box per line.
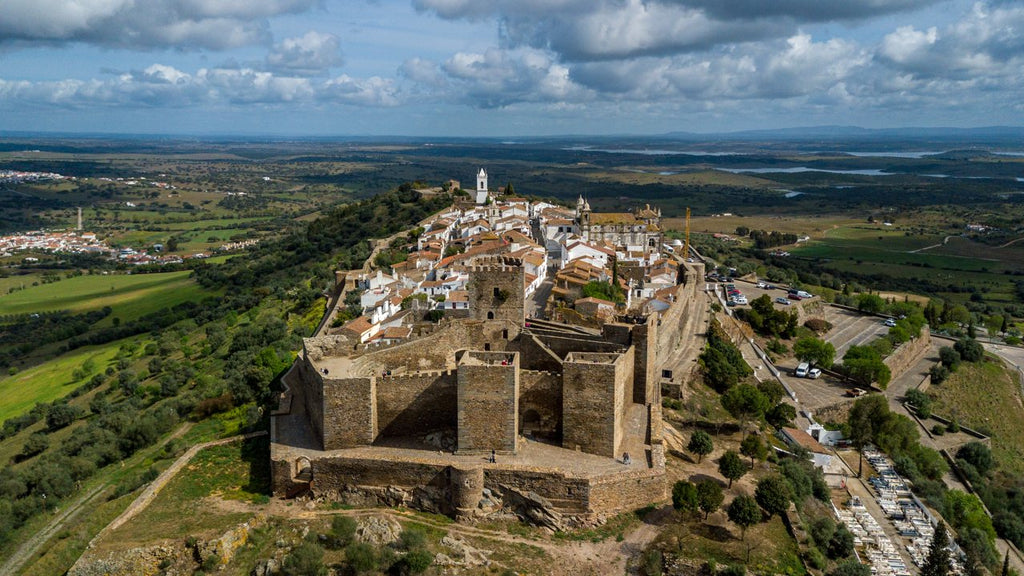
left=857, top=293, right=885, bottom=313
left=721, top=384, right=770, bottom=427
left=954, top=339, right=984, bottom=363
left=673, top=481, right=700, bottom=514
left=921, top=523, right=951, bottom=576
left=727, top=494, right=762, bottom=540
left=905, top=389, right=933, bottom=419
left=19, top=433, right=49, bottom=460
left=46, top=403, right=79, bottom=431
left=688, top=430, right=714, bottom=463
left=956, top=442, right=995, bottom=477
left=283, top=541, right=327, bottom=576
left=848, top=394, right=889, bottom=477
left=939, top=347, right=961, bottom=370
left=504, top=182, right=515, bottom=196
left=766, top=403, right=796, bottom=429
left=929, top=364, right=950, bottom=385
left=827, top=524, right=855, bottom=559
left=754, top=475, right=791, bottom=518
left=696, top=480, right=724, bottom=520
left=793, top=337, right=836, bottom=368
left=843, top=345, right=891, bottom=388
left=986, top=315, right=1005, bottom=337
left=345, top=542, right=378, bottom=573
left=719, top=450, right=747, bottom=488
left=740, top=435, right=768, bottom=467
left=400, top=549, right=433, bottom=574
left=828, top=559, right=871, bottom=576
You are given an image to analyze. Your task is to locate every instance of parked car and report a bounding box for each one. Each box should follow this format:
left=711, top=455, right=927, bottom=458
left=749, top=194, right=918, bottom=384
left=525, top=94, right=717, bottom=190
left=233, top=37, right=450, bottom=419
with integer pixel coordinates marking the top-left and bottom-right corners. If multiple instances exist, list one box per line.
left=846, top=388, right=868, bottom=397
left=884, top=317, right=897, bottom=327
left=756, top=281, right=767, bottom=289
left=787, top=291, right=803, bottom=301
left=795, top=362, right=809, bottom=378
left=808, top=368, right=822, bottom=379
left=797, top=290, right=813, bottom=299
left=775, top=297, right=791, bottom=305
left=732, top=296, right=748, bottom=305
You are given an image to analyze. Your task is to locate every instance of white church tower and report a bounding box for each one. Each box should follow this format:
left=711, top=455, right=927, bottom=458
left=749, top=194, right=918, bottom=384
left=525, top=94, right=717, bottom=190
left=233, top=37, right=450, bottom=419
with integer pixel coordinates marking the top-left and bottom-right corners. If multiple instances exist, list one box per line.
left=475, top=168, right=489, bottom=204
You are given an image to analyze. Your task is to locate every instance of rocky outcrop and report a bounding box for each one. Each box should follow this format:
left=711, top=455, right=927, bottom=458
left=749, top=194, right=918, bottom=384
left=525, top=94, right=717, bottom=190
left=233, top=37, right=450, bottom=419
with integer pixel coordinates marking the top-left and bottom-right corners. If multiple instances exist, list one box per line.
left=354, top=515, right=402, bottom=546
left=68, top=514, right=266, bottom=576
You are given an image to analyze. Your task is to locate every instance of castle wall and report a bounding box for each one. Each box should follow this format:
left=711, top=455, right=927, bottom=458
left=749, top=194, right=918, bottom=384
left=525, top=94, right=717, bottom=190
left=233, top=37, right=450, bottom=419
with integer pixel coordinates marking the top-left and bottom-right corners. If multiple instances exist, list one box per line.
left=323, top=376, right=377, bottom=450
left=562, top=351, right=631, bottom=458
left=299, top=358, right=326, bottom=449
left=376, top=370, right=457, bottom=438
left=587, top=468, right=667, bottom=512
left=519, top=370, right=562, bottom=440
left=457, top=352, right=519, bottom=454
left=533, top=333, right=624, bottom=360
left=484, top=468, right=590, bottom=514
left=516, top=334, right=563, bottom=372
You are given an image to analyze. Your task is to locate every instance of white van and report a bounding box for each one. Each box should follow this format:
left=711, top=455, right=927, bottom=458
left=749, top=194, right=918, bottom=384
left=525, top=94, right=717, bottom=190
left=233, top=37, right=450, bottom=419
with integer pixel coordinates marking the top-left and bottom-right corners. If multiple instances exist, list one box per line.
left=795, top=362, right=810, bottom=378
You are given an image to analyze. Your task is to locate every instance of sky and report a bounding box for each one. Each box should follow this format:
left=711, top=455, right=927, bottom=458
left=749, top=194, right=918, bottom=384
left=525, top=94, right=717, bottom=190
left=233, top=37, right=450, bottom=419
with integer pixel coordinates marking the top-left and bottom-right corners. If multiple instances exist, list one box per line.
left=0, top=0, right=1022, bottom=137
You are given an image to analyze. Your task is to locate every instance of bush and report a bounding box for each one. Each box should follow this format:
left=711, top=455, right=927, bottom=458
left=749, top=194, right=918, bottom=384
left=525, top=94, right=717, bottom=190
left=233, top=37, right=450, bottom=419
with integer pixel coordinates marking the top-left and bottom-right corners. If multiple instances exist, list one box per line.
left=947, top=420, right=960, bottom=433
left=345, top=542, right=378, bottom=573
left=804, top=547, right=827, bottom=570
left=18, top=433, right=49, bottom=461
left=398, top=527, right=427, bottom=551
left=808, top=516, right=836, bottom=548
left=399, top=549, right=433, bottom=574
left=954, top=339, right=984, bottom=363
left=283, top=541, right=326, bottom=576
left=640, top=549, right=663, bottom=576
left=803, top=318, right=832, bottom=333
left=939, top=346, right=961, bottom=370
left=932, top=424, right=946, bottom=436
left=929, top=364, right=950, bottom=384
left=672, top=481, right=699, bottom=514
left=328, top=515, right=357, bottom=549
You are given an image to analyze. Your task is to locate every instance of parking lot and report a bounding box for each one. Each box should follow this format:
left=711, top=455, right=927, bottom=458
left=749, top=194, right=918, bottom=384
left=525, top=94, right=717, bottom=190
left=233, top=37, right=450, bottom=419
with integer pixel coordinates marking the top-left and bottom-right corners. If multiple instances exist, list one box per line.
left=823, top=308, right=891, bottom=360
left=710, top=278, right=800, bottom=310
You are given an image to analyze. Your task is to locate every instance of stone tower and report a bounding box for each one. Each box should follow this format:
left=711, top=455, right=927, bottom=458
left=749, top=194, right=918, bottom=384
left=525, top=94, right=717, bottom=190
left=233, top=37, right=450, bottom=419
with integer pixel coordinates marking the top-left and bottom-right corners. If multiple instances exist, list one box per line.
left=475, top=168, right=488, bottom=204
left=468, top=260, right=524, bottom=323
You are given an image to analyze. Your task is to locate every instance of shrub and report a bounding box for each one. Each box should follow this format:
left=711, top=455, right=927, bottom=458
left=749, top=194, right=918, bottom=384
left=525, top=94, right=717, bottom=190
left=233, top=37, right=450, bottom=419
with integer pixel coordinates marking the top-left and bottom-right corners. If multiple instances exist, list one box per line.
left=929, top=364, right=950, bottom=384
left=283, top=541, right=326, bottom=576
left=931, top=424, right=945, bottom=436
left=398, top=527, right=427, bottom=551
left=640, top=549, right=663, bottom=576
left=947, top=420, right=960, bottom=433
left=328, top=515, right=357, bottom=549
left=345, top=542, right=378, bottom=573
left=400, top=549, right=433, bottom=574
left=804, top=547, right=827, bottom=570
left=672, top=481, right=699, bottom=514
left=954, top=339, right=984, bottom=363
left=803, top=318, right=832, bottom=333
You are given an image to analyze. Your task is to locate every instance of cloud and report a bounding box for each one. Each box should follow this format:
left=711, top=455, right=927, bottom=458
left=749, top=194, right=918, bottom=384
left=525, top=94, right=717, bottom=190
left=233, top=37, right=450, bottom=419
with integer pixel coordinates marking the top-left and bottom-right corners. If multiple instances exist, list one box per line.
left=0, top=0, right=318, bottom=49
left=0, top=63, right=401, bottom=109
left=406, top=48, right=590, bottom=108
left=877, top=3, right=1024, bottom=79
left=414, top=0, right=940, bottom=61
left=266, top=31, right=344, bottom=76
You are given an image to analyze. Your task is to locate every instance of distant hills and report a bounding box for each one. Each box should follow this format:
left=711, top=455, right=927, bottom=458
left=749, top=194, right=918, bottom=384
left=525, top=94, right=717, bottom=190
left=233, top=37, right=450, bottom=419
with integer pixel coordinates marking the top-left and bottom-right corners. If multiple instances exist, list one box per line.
left=659, top=125, right=1024, bottom=144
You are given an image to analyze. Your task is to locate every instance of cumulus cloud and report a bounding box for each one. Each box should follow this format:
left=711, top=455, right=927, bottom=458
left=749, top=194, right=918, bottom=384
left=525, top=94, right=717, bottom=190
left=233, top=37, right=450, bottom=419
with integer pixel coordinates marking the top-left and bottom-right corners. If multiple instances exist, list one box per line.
left=0, top=64, right=401, bottom=109
left=266, top=31, right=344, bottom=76
left=877, top=2, right=1024, bottom=79
left=0, top=0, right=318, bottom=49
left=415, top=0, right=939, bottom=61
left=420, top=48, right=590, bottom=108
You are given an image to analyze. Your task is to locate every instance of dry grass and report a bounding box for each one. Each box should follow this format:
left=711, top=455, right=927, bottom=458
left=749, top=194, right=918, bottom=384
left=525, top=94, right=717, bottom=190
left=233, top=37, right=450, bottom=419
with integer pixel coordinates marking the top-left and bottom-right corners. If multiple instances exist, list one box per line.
left=928, top=357, right=1024, bottom=476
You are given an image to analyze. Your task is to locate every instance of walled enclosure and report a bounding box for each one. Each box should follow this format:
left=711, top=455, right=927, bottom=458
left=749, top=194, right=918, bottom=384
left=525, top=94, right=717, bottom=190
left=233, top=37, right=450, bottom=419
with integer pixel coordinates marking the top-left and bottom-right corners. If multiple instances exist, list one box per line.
left=272, top=258, right=702, bottom=524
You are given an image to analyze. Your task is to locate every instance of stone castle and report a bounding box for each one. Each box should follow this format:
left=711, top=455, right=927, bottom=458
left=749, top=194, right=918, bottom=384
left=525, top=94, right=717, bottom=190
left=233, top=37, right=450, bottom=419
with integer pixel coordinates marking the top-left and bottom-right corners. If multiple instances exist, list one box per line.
left=270, top=203, right=702, bottom=528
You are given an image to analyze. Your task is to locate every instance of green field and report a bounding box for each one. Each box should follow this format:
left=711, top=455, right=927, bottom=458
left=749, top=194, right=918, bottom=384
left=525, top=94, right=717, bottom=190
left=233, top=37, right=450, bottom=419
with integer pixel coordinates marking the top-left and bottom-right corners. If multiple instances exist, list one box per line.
left=0, top=339, right=126, bottom=422
left=0, top=270, right=212, bottom=320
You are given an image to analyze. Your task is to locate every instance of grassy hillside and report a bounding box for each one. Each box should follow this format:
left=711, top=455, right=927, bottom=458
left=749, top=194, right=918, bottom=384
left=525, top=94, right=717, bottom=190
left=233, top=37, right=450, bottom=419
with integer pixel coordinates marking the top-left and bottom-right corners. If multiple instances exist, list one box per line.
left=928, top=356, right=1024, bottom=476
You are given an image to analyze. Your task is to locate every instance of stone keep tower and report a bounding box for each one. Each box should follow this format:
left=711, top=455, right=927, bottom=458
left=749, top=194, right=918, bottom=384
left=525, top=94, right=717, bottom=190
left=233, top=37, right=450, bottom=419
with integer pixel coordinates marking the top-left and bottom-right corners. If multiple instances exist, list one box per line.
left=475, top=168, right=488, bottom=204
left=468, top=261, right=524, bottom=323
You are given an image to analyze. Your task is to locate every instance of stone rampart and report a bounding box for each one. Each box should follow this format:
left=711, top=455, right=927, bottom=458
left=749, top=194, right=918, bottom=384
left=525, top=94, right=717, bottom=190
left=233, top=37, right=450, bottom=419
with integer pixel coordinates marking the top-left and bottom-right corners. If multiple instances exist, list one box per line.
left=377, top=370, right=457, bottom=438
left=519, top=370, right=562, bottom=440
left=587, top=467, right=666, bottom=512
left=884, top=330, right=932, bottom=381
left=323, top=376, right=377, bottom=450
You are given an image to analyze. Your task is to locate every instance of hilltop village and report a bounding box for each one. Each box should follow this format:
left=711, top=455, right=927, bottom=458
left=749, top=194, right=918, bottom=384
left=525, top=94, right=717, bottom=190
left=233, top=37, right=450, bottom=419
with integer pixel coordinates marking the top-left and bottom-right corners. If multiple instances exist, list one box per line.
left=271, top=169, right=704, bottom=526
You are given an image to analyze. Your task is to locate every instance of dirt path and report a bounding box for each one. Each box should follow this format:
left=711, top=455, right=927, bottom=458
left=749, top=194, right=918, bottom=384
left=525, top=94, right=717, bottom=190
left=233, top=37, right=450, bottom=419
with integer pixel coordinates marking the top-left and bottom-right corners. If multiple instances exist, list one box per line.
left=0, top=483, right=108, bottom=576
left=86, top=430, right=266, bottom=551
left=910, top=235, right=952, bottom=253
left=0, top=422, right=198, bottom=576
